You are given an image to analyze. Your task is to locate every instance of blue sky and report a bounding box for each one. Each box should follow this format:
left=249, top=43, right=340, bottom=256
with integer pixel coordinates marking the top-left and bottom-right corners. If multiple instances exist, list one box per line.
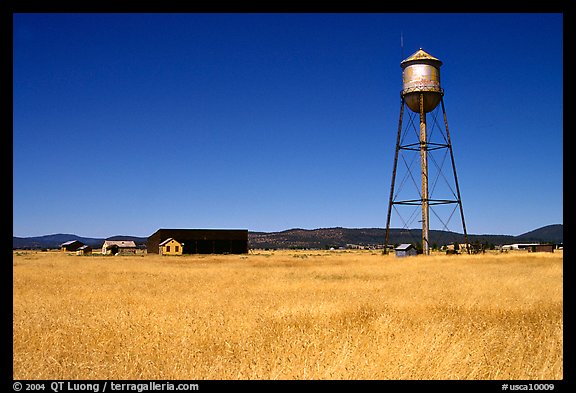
left=13, top=13, right=563, bottom=238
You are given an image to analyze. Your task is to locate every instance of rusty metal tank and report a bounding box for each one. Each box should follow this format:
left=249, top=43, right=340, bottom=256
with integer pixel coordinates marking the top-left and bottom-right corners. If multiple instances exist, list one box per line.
left=400, top=48, right=443, bottom=113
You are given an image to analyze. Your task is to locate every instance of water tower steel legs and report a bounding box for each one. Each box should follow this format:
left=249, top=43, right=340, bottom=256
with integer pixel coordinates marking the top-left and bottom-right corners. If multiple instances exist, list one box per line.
left=384, top=95, right=470, bottom=255
left=419, top=94, right=430, bottom=255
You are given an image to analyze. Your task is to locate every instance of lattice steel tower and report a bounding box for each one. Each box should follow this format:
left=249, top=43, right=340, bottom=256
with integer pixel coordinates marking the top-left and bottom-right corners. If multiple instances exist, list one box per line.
left=384, top=48, right=469, bottom=255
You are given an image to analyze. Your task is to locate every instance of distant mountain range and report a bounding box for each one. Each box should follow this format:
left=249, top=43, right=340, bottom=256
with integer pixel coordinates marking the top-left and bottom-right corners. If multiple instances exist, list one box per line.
left=12, top=234, right=148, bottom=250
left=248, top=224, right=563, bottom=249
left=12, top=224, right=562, bottom=250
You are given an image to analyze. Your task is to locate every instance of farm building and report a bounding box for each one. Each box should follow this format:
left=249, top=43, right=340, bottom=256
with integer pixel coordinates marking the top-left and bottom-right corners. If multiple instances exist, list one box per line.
left=76, top=245, right=92, bottom=255
left=60, top=240, right=85, bottom=252
left=102, top=240, right=137, bottom=255
left=395, top=243, right=417, bottom=257
left=445, top=243, right=471, bottom=252
left=528, top=244, right=555, bottom=253
left=159, top=238, right=183, bottom=255
left=147, top=229, right=248, bottom=254
left=501, top=243, right=541, bottom=251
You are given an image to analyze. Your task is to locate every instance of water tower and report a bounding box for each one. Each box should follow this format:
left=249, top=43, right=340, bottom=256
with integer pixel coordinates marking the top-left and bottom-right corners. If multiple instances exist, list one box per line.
left=384, top=48, right=470, bottom=255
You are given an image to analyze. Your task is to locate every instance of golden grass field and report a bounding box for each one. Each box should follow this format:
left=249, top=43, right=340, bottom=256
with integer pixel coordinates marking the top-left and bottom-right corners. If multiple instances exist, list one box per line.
left=13, top=249, right=562, bottom=380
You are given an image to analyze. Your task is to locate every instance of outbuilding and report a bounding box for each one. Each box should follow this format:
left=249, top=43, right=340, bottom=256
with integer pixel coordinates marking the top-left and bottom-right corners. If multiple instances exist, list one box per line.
left=60, top=240, right=85, bottom=252
left=501, top=243, right=540, bottom=251
left=102, top=240, right=137, bottom=255
left=395, top=243, right=417, bottom=257
left=528, top=244, right=554, bottom=253
left=76, top=245, right=93, bottom=255
left=159, top=238, right=183, bottom=255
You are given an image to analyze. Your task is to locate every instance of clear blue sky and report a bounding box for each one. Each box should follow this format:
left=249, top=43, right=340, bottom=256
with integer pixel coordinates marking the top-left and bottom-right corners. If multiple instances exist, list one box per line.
left=13, top=13, right=563, bottom=238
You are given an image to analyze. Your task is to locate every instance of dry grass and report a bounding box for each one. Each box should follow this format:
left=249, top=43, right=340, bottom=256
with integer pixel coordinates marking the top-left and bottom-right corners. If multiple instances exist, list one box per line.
left=13, top=249, right=562, bottom=380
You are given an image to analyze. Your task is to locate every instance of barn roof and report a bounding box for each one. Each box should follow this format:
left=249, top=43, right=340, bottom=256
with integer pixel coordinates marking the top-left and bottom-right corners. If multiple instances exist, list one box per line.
left=395, top=243, right=414, bottom=251
left=149, top=229, right=248, bottom=241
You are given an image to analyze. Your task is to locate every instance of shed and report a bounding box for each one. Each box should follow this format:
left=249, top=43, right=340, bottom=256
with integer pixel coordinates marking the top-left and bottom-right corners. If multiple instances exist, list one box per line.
left=528, top=244, right=554, bottom=253
left=395, top=243, right=417, bottom=257
left=60, top=240, right=85, bottom=252
left=147, top=229, right=248, bottom=254
left=76, top=245, right=93, bottom=255
left=159, top=238, right=183, bottom=255
left=102, top=240, right=137, bottom=255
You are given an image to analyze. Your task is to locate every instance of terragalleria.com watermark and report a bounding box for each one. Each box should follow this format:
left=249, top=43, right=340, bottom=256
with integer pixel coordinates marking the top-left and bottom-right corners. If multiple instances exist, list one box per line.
left=12, top=381, right=199, bottom=393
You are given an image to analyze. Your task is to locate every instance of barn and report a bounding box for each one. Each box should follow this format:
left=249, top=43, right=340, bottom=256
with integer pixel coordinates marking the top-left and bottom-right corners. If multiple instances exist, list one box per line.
left=501, top=243, right=557, bottom=253
left=528, top=244, right=555, bottom=253
left=102, top=240, right=137, bottom=255
left=60, top=240, right=85, bottom=252
left=147, top=229, right=248, bottom=254
left=395, top=243, right=417, bottom=257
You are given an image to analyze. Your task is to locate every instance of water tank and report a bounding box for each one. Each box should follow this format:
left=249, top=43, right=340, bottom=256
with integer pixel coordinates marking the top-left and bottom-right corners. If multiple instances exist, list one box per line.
left=401, top=48, right=443, bottom=113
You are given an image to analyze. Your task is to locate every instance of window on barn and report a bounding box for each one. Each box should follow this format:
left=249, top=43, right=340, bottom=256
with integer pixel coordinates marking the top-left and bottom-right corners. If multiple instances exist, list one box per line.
left=176, top=246, right=179, bottom=252
left=166, top=246, right=171, bottom=252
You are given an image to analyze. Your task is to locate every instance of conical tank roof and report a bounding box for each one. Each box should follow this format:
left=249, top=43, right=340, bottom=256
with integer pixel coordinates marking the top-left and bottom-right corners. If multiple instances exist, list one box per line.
left=400, top=48, right=442, bottom=68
